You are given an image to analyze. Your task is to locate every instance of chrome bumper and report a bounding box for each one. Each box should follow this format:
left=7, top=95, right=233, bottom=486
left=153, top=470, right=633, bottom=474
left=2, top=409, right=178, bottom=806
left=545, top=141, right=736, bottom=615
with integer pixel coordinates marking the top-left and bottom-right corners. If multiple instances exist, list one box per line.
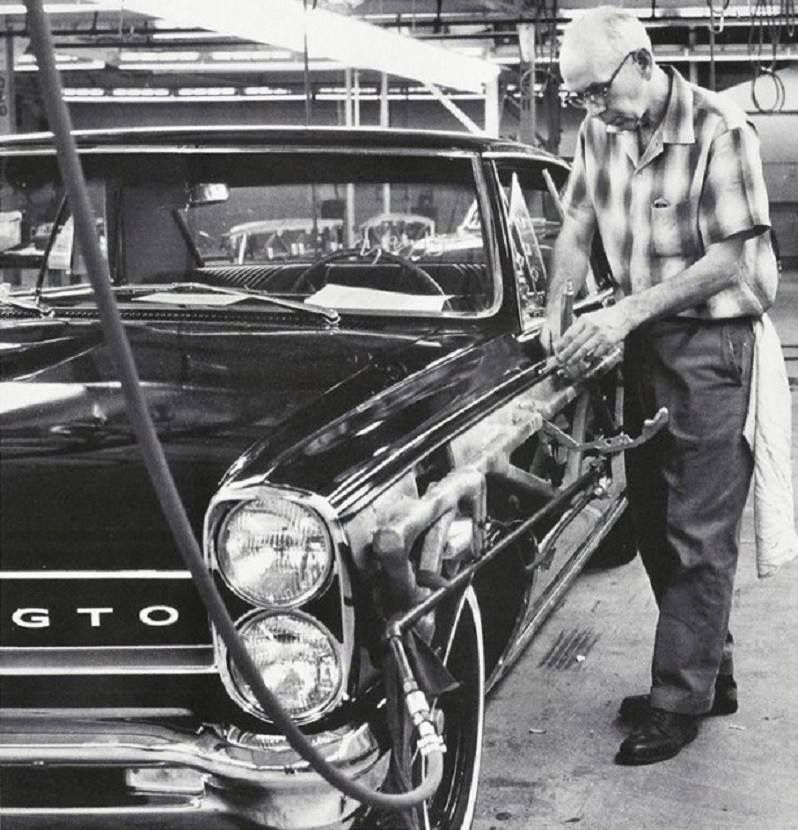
left=0, top=709, right=389, bottom=829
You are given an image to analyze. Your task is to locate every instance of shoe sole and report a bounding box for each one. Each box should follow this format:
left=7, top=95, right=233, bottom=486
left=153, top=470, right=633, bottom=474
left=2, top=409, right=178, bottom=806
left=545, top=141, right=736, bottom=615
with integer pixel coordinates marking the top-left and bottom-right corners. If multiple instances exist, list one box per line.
left=614, top=731, right=698, bottom=766
left=618, top=698, right=737, bottom=724
left=614, top=743, right=687, bottom=766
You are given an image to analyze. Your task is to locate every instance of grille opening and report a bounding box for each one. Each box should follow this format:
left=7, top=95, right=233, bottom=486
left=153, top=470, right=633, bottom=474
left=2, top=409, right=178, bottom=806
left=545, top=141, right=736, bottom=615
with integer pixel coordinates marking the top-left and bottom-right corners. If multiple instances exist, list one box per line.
left=0, top=767, right=155, bottom=808
left=0, top=766, right=209, bottom=809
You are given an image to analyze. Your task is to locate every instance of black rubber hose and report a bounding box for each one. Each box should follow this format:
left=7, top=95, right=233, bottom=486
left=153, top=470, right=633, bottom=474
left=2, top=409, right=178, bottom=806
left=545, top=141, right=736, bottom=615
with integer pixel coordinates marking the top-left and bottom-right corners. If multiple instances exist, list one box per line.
left=25, top=0, right=443, bottom=810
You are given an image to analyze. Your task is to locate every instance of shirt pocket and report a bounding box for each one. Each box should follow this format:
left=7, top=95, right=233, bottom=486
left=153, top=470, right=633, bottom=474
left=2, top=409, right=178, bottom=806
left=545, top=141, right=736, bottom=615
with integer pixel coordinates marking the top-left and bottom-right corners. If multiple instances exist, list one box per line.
left=650, top=201, right=694, bottom=257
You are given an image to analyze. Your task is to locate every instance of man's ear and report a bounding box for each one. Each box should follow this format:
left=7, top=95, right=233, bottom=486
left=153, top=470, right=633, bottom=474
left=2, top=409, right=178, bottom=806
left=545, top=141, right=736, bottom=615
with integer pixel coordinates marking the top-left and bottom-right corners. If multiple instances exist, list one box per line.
left=635, top=48, right=653, bottom=79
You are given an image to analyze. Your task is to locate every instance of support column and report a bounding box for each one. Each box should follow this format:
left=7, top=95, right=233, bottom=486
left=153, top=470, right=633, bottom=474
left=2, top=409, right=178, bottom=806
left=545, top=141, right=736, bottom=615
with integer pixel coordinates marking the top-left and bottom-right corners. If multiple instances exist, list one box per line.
left=544, top=75, right=561, bottom=155
left=381, top=73, right=390, bottom=214
left=688, top=28, right=698, bottom=85
left=380, top=72, right=389, bottom=128
left=344, top=67, right=355, bottom=247
left=0, top=34, right=16, bottom=135
left=484, top=75, right=500, bottom=137
left=484, top=46, right=500, bottom=137
left=344, top=67, right=353, bottom=126
left=518, top=23, right=536, bottom=146
left=353, top=68, right=361, bottom=127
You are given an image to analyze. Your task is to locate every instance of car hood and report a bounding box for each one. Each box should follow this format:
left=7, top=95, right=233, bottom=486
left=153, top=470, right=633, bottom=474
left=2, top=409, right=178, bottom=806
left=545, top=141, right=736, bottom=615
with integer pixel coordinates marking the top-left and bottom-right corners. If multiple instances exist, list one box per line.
left=0, top=317, right=484, bottom=570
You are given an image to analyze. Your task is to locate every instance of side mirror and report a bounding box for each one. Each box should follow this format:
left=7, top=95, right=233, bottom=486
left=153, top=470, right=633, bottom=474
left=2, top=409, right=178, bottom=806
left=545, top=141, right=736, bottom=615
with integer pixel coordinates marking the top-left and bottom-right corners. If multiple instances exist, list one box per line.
left=188, top=183, right=229, bottom=206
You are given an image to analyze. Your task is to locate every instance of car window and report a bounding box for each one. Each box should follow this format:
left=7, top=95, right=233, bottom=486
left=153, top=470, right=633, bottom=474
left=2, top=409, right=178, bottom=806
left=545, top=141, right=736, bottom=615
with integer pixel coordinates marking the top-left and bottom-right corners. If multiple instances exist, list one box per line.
left=0, top=175, right=109, bottom=286
left=0, top=152, right=497, bottom=317
left=495, top=163, right=564, bottom=328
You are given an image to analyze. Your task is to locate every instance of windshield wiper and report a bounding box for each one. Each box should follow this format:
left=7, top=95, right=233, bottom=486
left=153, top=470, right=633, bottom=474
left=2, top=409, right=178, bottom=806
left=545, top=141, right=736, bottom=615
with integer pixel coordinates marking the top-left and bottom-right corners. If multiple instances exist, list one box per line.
left=139, top=283, right=340, bottom=325
left=8, top=282, right=340, bottom=324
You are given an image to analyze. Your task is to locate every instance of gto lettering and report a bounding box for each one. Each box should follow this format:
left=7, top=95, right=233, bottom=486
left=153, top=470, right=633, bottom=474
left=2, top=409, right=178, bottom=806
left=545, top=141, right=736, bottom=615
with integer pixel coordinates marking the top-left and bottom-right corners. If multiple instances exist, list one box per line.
left=10, top=605, right=180, bottom=628
left=77, top=607, right=114, bottom=627
left=12, top=608, right=50, bottom=628
left=139, top=605, right=179, bottom=626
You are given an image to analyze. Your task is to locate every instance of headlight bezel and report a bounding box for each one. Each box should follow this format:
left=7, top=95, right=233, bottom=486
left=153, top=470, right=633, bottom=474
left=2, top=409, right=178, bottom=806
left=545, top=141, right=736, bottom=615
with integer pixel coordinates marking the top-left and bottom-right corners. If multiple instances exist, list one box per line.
left=205, top=483, right=354, bottom=725
left=215, top=608, right=345, bottom=724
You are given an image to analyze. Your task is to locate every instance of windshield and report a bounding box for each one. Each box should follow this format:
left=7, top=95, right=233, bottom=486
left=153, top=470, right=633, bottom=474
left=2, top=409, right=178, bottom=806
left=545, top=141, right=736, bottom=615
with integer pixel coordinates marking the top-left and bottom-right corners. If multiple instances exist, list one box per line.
left=0, top=150, right=496, bottom=317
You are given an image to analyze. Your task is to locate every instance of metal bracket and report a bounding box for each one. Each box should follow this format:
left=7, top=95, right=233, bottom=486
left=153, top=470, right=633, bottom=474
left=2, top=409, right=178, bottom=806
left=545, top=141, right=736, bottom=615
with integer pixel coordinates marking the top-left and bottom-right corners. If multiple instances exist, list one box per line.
left=540, top=406, right=669, bottom=455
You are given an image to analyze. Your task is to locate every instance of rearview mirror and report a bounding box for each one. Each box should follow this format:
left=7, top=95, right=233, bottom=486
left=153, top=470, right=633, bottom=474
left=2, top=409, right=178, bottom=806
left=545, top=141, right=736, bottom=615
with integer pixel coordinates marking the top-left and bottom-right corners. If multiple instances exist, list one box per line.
left=188, top=183, right=229, bottom=206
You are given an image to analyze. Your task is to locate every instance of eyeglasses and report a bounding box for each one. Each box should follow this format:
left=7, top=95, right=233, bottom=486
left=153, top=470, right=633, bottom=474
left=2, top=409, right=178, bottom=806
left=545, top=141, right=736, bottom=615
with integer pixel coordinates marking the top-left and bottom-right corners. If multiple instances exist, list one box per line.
left=564, top=50, right=637, bottom=109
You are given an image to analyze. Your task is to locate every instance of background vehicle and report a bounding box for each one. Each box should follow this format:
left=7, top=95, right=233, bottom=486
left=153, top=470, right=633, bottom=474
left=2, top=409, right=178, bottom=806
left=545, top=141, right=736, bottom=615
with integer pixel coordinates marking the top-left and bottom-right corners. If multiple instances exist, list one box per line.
left=0, top=127, right=635, bottom=829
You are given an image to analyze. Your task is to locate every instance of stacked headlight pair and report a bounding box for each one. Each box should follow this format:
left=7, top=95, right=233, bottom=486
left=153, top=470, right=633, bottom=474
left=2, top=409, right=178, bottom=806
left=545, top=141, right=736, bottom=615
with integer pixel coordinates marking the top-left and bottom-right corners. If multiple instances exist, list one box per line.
left=214, top=494, right=342, bottom=723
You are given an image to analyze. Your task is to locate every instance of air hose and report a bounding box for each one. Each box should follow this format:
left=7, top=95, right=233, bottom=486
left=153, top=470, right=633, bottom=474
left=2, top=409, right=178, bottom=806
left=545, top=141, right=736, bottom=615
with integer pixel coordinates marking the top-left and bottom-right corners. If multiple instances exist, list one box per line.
left=25, top=0, right=444, bottom=812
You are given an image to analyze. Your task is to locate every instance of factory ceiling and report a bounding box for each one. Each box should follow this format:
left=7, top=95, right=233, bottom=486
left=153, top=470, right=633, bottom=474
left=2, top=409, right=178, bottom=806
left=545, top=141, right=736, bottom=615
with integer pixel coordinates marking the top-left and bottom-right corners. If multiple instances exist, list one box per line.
left=0, top=1, right=795, bottom=113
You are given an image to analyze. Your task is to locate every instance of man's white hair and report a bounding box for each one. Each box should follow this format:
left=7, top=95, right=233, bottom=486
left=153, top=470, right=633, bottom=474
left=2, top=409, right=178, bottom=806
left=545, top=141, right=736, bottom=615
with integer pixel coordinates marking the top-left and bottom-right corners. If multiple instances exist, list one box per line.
left=561, top=5, right=653, bottom=66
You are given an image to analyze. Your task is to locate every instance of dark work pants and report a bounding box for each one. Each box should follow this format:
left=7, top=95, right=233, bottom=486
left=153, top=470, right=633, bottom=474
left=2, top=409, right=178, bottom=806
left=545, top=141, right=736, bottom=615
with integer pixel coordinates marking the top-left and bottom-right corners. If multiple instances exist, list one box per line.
left=623, top=316, right=754, bottom=715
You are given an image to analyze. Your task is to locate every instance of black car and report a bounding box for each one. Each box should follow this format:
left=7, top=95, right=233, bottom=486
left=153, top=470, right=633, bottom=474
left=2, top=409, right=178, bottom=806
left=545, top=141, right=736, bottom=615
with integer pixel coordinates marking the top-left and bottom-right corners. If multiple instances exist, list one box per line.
left=0, top=127, right=643, bottom=829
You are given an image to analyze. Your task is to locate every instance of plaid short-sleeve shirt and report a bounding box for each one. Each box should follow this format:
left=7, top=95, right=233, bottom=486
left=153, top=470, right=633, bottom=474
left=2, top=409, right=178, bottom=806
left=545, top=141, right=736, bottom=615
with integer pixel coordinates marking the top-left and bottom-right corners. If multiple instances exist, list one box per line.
left=561, top=66, right=778, bottom=318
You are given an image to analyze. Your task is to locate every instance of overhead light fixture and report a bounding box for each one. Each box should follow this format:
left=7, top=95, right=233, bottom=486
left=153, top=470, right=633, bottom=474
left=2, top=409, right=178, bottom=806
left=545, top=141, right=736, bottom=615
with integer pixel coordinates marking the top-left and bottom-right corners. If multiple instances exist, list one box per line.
left=116, top=60, right=333, bottom=72
left=120, top=51, right=201, bottom=62
left=63, top=87, right=106, bottom=96
left=178, top=86, right=236, bottom=96
left=59, top=84, right=485, bottom=104
left=87, top=0, right=499, bottom=93
left=210, top=49, right=294, bottom=61
left=112, top=87, right=170, bottom=96
left=15, top=56, right=107, bottom=72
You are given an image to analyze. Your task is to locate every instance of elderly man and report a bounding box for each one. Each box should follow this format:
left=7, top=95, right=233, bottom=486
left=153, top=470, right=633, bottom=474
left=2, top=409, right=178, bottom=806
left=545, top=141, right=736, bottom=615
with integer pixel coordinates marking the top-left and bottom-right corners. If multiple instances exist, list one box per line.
left=545, top=6, right=778, bottom=765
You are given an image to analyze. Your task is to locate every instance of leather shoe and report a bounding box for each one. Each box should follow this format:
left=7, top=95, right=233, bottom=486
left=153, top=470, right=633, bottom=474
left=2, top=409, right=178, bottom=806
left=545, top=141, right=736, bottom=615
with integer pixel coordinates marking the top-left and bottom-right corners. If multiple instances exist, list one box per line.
left=615, top=708, right=699, bottom=766
left=618, top=675, right=738, bottom=723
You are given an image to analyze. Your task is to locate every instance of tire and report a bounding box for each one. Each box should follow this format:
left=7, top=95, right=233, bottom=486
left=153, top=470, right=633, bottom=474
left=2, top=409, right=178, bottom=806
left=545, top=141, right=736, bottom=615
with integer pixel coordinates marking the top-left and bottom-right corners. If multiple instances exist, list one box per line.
left=415, top=586, right=485, bottom=830
left=357, top=587, right=485, bottom=830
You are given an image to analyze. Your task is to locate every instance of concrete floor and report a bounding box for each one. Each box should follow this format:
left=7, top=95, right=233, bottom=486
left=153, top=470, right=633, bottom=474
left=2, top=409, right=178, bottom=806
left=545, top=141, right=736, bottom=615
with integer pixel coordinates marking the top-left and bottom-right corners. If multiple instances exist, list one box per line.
left=474, top=275, right=798, bottom=830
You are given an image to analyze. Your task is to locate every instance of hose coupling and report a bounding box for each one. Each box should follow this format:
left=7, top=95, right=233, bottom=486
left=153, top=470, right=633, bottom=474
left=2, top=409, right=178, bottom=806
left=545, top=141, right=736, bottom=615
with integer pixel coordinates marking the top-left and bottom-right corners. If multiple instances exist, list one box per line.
left=404, top=688, right=431, bottom=725
left=416, top=721, right=446, bottom=757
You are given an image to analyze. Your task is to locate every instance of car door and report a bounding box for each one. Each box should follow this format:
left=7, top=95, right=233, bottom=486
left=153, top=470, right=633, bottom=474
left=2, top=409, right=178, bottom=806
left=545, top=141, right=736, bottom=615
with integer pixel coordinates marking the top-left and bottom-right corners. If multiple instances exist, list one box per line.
left=488, top=155, right=629, bottom=655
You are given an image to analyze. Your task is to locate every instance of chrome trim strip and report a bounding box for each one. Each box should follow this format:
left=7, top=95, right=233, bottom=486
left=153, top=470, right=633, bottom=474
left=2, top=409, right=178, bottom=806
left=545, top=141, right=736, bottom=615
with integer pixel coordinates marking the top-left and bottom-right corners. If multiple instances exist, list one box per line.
left=8, top=707, right=195, bottom=718
left=0, top=570, right=192, bottom=580
left=483, top=151, right=570, bottom=169
left=0, top=145, right=480, bottom=159
left=0, top=713, right=381, bottom=784
left=0, top=645, right=215, bottom=675
left=0, top=806, right=207, bottom=817
left=471, top=154, right=504, bottom=318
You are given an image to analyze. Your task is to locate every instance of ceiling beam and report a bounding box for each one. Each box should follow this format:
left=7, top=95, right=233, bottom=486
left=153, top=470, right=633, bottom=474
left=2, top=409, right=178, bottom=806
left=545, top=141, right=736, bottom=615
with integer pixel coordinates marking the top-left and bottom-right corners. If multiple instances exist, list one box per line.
left=85, top=0, right=500, bottom=92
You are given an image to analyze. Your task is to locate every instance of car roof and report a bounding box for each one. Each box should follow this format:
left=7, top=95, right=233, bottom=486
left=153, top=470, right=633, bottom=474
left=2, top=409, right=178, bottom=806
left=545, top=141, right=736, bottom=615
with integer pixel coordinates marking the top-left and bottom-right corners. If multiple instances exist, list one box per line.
left=0, top=124, right=566, bottom=165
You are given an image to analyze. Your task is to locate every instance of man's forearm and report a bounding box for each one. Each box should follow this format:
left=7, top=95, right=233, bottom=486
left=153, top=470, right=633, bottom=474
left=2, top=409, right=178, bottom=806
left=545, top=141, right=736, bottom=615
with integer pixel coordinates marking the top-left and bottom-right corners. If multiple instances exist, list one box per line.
left=618, top=235, right=746, bottom=331
left=551, top=234, right=750, bottom=369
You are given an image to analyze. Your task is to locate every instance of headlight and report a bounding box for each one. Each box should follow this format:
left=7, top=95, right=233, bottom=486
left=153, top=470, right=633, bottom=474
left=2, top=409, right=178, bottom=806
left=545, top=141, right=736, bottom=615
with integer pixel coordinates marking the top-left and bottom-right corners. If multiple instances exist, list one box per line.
left=216, top=496, right=333, bottom=608
left=224, top=610, right=342, bottom=721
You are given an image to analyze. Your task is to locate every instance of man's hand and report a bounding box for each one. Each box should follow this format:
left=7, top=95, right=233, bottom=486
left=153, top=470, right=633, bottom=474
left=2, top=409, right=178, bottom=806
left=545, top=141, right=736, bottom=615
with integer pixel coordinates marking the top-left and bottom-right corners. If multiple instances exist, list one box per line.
left=552, top=301, right=631, bottom=375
